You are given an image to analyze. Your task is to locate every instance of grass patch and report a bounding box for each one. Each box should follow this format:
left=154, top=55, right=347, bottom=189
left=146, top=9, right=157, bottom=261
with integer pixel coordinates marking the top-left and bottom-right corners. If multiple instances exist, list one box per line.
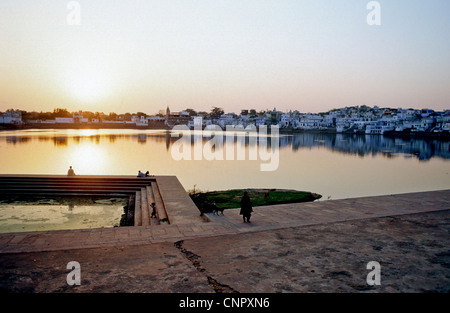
left=189, top=188, right=322, bottom=212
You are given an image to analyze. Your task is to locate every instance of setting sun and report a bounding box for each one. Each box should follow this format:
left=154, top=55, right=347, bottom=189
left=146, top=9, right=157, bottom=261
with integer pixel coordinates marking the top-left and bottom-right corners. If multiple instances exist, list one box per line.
left=63, top=66, right=112, bottom=103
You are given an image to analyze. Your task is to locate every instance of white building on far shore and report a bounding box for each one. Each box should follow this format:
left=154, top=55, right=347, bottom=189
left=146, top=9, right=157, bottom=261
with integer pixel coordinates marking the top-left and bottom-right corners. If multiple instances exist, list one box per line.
left=0, top=110, right=22, bottom=124
left=55, top=117, right=74, bottom=123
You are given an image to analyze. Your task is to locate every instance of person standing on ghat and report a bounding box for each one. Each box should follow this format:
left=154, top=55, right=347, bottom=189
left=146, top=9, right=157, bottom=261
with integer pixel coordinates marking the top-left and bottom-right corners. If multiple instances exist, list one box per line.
left=240, top=191, right=253, bottom=223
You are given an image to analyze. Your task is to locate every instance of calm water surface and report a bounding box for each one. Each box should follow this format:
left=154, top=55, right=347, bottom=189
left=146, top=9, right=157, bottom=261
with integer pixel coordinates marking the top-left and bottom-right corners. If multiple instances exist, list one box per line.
left=0, top=128, right=449, bottom=201
left=0, top=199, right=126, bottom=233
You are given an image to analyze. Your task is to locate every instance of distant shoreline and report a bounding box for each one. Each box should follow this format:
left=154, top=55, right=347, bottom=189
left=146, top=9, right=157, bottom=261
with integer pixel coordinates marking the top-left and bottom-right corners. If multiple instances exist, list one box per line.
left=0, top=123, right=170, bottom=131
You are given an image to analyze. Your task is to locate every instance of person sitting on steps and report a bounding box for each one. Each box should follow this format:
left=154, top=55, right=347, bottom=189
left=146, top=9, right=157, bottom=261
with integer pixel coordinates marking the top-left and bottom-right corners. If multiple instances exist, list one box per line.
left=67, top=166, right=76, bottom=176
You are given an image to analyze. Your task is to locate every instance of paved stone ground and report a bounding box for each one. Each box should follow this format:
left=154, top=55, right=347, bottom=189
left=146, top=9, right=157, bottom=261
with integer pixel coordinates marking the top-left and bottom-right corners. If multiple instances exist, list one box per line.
left=0, top=190, right=449, bottom=293
left=182, top=211, right=450, bottom=293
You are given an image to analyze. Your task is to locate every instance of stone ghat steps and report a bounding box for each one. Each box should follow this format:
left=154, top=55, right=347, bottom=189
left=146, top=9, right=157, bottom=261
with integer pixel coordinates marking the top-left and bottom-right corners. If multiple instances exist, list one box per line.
left=0, top=176, right=154, bottom=186
left=0, top=181, right=154, bottom=188
left=0, top=174, right=170, bottom=227
left=0, top=175, right=155, bottom=196
left=134, top=185, right=169, bottom=227
left=0, top=174, right=154, bottom=181
left=0, top=186, right=147, bottom=194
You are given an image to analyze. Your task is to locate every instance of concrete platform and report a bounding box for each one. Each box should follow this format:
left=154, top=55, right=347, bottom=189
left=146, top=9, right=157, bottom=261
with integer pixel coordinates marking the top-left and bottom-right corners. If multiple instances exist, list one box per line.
left=0, top=189, right=449, bottom=293
left=1, top=189, right=448, bottom=254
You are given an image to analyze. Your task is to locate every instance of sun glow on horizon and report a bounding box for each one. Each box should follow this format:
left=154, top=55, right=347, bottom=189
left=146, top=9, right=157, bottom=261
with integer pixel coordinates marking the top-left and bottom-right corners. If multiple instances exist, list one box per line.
left=1, top=1, right=449, bottom=114
left=62, top=65, right=114, bottom=103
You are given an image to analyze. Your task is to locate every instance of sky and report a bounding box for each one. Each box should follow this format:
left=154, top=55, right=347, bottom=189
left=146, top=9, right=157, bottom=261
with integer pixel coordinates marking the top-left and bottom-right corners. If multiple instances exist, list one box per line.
left=0, top=0, right=449, bottom=115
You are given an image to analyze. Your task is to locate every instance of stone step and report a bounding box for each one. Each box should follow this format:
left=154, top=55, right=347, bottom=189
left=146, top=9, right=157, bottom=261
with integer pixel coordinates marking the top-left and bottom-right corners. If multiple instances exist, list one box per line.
left=0, top=186, right=143, bottom=193
left=0, top=175, right=155, bottom=183
left=0, top=192, right=131, bottom=197
left=151, top=183, right=169, bottom=224
left=140, top=188, right=150, bottom=227
left=0, top=175, right=155, bottom=197
left=127, top=194, right=136, bottom=224
left=0, top=175, right=155, bottom=191
left=134, top=191, right=142, bottom=226
left=146, top=186, right=159, bottom=225
left=0, top=180, right=153, bottom=187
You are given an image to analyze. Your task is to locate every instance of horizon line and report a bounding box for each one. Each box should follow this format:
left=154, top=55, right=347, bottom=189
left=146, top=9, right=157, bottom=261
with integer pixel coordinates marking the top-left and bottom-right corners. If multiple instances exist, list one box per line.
left=2, top=104, right=448, bottom=117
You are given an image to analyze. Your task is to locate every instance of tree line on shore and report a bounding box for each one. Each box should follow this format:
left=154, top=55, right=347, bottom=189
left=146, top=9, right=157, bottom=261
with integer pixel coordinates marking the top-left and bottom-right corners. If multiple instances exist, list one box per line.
left=2, top=107, right=232, bottom=121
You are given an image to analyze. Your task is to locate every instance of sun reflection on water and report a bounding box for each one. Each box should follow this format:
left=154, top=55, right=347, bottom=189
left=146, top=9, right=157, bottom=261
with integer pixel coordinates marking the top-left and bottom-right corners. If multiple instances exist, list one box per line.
left=67, top=144, right=107, bottom=175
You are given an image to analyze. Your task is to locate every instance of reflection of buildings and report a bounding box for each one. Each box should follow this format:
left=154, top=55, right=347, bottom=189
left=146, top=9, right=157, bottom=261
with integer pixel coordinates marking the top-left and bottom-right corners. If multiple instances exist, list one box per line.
left=5, top=136, right=30, bottom=144
left=136, top=134, right=147, bottom=144
left=52, top=136, right=69, bottom=146
left=284, top=133, right=450, bottom=161
left=165, top=131, right=171, bottom=151
left=1, top=131, right=448, bottom=161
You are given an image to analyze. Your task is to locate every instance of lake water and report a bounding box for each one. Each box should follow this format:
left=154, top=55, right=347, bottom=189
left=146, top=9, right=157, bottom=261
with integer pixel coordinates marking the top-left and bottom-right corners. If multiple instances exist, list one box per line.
left=0, top=128, right=449, bottom=202
left=0, top=197, right=126, bottom=233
